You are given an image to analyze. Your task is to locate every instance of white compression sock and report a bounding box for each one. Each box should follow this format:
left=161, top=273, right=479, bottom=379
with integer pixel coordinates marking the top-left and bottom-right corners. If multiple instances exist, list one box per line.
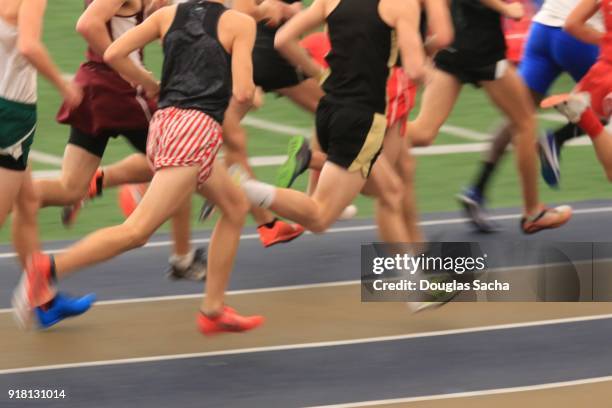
left=242, top=179, right=276, bottom=209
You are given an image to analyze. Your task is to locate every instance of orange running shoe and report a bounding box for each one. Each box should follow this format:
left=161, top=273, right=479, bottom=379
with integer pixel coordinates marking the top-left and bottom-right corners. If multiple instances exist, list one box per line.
left=521, top=205, right=572, bottom=234
left=61, top=168, right=105, bottom=227
left=197, top=306, right=264, bottom=335
left=12, top=253, right=57, bottom=329
left=118, top=183, right=148, bottom=218
left=257, top=219, right=305, bottom=248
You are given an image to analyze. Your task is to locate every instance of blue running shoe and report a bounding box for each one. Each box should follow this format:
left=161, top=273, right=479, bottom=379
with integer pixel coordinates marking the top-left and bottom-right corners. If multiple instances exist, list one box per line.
left=456, top=187, right=498, bottom=233
left=35, top=292, right=96, bottom=329
left=538, top=130, right=561, bottom=188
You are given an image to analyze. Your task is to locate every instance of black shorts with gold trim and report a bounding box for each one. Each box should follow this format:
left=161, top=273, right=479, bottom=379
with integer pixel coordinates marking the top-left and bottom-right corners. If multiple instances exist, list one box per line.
left=315, top=95, right=386, bottom=178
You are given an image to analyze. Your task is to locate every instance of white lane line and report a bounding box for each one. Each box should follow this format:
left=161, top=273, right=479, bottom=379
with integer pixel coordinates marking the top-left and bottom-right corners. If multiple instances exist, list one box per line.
left=439, top=124, right=490, bottom=141
left=1, top=312, right=611, bottom=375
left=0, top=280, right=358, bottom=314
left=310, top=375, right=612, bottom=407
left=2, top=205, right=612, bottom=261
left=539, top=112, right=567, bottom=123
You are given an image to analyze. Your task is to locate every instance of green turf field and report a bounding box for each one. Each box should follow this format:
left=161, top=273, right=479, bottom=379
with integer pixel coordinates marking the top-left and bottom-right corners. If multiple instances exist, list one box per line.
left=1, top=0, right=610, bottom=244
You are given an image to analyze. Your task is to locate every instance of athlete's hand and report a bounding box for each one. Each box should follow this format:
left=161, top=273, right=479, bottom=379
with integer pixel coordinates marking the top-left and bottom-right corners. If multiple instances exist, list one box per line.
left=61, top=81, right=83, bottom=110
left=503, top=2, right=524, bottom=20
left=143, top=81, right=160, bottom=101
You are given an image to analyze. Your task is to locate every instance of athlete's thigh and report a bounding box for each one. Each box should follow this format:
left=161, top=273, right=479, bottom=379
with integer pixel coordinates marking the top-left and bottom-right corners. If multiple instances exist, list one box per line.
left=197, top=161, right=246, bottom=214
left=125, top=166, right=198, bottom=235
left=0, top=167, right=24, bottom=225
left=518, top=23, right=562, bottom=95
left=382, top=122, right=403, bottom=166
left=277, top=78, right=325, bottom=113
left=553, top=29, right=599, bottom=83
left=482, top=66, right=535, bottom=125
left=361, top=153, right=400, bottom=199
left=61, top=144, right=103, bottom=191
left=411, top=68, right=462, bottom=145
left=311, top=162, right=367, bottom=223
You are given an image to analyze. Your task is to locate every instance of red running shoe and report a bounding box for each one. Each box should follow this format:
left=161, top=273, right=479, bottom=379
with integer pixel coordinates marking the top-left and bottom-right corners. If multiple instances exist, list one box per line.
left=118, top=183, right=148, bottom=218
left=257, top=219, right=305, bottom=248
left=61, top=168, right=104, bottom=227
left=12, top=253, right=57, bottom=329
left=197, top=306, right=264, bottom=335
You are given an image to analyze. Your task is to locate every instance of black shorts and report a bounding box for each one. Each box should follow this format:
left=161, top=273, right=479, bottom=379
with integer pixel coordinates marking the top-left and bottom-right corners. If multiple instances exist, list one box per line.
left=67, top=126, right=147, bottom=158
left=315, top=96, right=386, bottom=178
left=435, top=50, right=509, bottom=86
left=253, top=27, right=306, bottom=92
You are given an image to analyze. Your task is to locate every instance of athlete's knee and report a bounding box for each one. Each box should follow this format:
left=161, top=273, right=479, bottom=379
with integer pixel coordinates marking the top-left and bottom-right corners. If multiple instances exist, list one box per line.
left=221, top=189, right=250, bottom=225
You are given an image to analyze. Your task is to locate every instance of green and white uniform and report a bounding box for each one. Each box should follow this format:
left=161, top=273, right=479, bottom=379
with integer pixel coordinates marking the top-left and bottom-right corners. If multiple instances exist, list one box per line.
left=0, top=16, right=37, bottom=171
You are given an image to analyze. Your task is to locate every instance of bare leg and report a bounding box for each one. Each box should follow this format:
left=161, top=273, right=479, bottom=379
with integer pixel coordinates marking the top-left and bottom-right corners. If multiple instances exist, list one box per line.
left=482, top=66, right=540, bottom=215
left=222, top=97, right=275, bottom=225
left=266, top=162, right=368, bottom=233
left=53, top=166, right=198, bottom=278
left=197, top=162, right=250, bottom=313
left=362, top=154, right=411, bottom=242
left=406, top=69, right=462, bottom=147
left=0, top=167, right=24, bottom=228
left=102, top=153, right=153, bottom=187
left=36, top=145, right=101, bottom=207
left=383, top=124, right=423, bottom=243
left=11, top=168, right=40, bottom=266
left=170, top=197, right=192, bottom=256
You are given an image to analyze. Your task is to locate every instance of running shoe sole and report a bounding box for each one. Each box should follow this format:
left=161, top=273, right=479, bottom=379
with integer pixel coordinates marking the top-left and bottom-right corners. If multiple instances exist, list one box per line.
left=275, top=136, right=311, bottom=188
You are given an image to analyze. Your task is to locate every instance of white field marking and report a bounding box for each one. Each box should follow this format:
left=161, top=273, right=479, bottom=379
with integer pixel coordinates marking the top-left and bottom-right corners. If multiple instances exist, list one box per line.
left=439, top=124, right=490, bottom=141
left=2, top=205, right=612, bottom=262
left=1, top=312, right=611, bottom=375
left=310, top=375, right=612, bottom=408
left=28, top=150, right=63, bottom=166
left=0, top=280, right=359, bottom=314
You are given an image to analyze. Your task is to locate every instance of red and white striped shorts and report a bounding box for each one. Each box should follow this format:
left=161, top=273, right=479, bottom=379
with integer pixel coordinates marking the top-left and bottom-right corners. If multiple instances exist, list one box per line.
left=146, top=107, right=222, bottom=186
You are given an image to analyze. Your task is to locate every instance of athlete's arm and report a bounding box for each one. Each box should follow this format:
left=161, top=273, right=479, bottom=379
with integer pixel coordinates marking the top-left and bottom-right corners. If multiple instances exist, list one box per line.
left=422, top=0, right=454, bottom=53
left=104, top=7, right=169, bottom=99
left=479, top=0, right=524, bottom=20
left=224, top=11, right=257, bottom=104
left=18, top=0, right=82, bottom=107
left=565, top=0, right=602, bottom=45
left=274, top=0, right=326, bottom=80
left=76, top=0, right=129, bottom=56
left=380, top=0, right=426, bottom=82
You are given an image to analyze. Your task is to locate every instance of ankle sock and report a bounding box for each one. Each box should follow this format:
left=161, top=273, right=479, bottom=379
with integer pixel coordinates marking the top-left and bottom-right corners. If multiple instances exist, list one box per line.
left=242, top=179, right=276, bottom=209
left=169, top=250, right=195, bottom=270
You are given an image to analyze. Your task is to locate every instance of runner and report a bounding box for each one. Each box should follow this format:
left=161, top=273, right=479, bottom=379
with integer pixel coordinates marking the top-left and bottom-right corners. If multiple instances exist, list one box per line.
left=541, top=0, right=612, bottom=181
left=13, top=0, right=264, bottom=334
left=3, top=0, right=94, bottom=329
left=406, top=0, right=573, bottom=234
left=234, top=0, right=427, bottom=245
left=30, top=0, right=207, bottom=281
left=457, top=0, right=601, bottom=232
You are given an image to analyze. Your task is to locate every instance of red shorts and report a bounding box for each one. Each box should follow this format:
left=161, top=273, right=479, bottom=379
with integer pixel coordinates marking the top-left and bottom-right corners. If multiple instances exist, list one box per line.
left=386, top=67, right=417, bottom=136
left=146, top=107, right=222, bottom=185
left=576, top=59, right=612, bottom=119
left=57, top=61, right=156, bottom=137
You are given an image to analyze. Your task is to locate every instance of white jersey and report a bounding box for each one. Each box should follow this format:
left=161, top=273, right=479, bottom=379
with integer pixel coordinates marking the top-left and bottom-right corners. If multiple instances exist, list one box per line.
left=0, top=17, right=37, bottom=104
left=534, top=0, right=604, bottom=31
